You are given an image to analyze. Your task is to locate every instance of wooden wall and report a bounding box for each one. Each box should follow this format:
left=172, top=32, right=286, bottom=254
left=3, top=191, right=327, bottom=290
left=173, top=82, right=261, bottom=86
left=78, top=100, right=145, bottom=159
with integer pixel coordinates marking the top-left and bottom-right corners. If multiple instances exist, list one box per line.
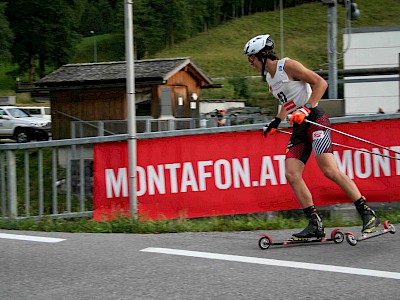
left=51, top=87, right=126, bottom=139
left=164, top=69, right=201, bottom=118
left=50, top=65, right=205, bottom=139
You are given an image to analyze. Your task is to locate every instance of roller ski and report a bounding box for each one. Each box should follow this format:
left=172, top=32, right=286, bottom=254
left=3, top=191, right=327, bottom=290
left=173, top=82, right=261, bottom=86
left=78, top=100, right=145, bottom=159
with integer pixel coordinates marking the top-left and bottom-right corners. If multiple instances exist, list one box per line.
left=345, top=220, right=396, bottom=246
left=259, top=207, right=344, bottom=249
left=258, top=212, right=344, bottom=249
left=258, top=228, right=344, bottom=250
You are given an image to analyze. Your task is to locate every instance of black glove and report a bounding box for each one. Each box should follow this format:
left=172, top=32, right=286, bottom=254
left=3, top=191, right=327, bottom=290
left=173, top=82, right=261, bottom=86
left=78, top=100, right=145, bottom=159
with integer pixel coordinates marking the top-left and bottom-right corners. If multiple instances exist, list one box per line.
left=263, top=117, right=281, bottom=138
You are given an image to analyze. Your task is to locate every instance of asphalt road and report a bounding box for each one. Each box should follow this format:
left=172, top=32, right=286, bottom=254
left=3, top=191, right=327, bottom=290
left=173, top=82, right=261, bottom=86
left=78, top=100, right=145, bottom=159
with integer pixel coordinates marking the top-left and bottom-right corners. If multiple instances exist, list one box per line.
left=0, top=225, right=399, bottom=300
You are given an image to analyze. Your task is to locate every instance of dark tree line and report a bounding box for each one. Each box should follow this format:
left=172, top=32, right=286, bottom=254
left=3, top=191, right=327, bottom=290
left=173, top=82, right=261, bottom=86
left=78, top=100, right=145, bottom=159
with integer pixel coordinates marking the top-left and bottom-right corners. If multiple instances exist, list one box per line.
left=0, top=0, right=319, bottom=82
left=0, top=3, right=13, bottom=62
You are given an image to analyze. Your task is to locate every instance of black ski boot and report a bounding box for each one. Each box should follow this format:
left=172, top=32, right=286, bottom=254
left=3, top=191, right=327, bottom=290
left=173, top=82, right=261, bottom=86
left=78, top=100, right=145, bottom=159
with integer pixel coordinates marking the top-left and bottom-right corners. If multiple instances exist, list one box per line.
left=355, top=197, right=380, bottom=234
left=292, top=206, right=325, bottom=241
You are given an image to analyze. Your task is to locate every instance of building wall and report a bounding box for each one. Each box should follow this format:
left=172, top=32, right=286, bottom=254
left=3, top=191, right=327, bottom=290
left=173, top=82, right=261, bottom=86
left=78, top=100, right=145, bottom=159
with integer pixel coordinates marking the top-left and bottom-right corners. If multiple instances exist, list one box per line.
left=50, top=66, right=207, bottom=139
left=51, top=87, right=126, bottom=139
left=343, top=26, right=400, bottom=114
left=163, top=69, right=202, bottom=118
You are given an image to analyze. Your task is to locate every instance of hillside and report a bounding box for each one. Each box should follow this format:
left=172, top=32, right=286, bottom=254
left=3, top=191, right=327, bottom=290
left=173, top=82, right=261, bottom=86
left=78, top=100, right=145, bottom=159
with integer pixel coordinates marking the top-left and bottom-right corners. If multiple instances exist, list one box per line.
left=151, top=0, right=400, bottom=78
left=147, top=0, right=400, bottom=105
left=3, top=0, right=400, bottom=107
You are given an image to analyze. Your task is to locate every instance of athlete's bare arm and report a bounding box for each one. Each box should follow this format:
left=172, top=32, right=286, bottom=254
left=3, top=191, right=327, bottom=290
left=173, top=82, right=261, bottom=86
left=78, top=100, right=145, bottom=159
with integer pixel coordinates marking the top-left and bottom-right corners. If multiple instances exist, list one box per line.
left=277, top=106, right=289, bottom=121
left=284, top=59, right=328, bottom=107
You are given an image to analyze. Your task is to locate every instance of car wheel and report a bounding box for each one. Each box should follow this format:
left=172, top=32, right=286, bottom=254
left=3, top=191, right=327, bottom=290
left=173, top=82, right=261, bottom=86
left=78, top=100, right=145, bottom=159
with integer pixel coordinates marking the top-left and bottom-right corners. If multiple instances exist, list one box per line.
left=15, top=129, right=30, bottom=143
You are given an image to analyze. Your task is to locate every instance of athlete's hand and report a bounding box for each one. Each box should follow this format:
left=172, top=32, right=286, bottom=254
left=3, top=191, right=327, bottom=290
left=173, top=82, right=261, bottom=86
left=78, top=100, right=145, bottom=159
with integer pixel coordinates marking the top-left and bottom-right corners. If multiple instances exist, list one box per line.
left=289, top=106, right=311, bottom=125
left=263, top=117, right=281, bottom=137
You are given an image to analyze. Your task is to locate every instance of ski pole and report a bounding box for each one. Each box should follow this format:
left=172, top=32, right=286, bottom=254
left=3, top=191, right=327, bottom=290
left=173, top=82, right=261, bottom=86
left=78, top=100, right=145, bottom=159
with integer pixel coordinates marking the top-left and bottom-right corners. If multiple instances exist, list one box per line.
left=304, top=119, right=400, bottom=156
left=276, top=129, right=400, bottom=161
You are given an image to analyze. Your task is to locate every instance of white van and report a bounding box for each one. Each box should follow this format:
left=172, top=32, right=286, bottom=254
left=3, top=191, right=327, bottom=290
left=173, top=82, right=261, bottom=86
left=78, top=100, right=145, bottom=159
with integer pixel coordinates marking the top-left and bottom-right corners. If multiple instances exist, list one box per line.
left=20, top=106, right=51, bottom=121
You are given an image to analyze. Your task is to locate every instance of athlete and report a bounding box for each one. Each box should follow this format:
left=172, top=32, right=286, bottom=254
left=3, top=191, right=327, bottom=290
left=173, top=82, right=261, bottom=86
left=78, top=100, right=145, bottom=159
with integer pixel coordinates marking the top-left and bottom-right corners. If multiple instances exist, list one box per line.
left=243, top=34, right=380, bottom=239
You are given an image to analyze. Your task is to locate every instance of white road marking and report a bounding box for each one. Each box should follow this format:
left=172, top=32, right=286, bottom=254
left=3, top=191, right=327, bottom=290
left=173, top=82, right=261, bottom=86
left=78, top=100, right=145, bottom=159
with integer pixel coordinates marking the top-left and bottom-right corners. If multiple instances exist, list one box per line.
left=141, top=247, right=400, bottom=280
left=0, top=233, right=65, bottom=243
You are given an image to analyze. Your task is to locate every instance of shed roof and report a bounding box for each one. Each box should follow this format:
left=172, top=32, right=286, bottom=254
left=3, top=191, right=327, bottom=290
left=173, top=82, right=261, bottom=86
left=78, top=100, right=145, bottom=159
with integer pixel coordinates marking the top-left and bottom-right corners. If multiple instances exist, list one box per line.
left=36, top=57, right=214, bottom=87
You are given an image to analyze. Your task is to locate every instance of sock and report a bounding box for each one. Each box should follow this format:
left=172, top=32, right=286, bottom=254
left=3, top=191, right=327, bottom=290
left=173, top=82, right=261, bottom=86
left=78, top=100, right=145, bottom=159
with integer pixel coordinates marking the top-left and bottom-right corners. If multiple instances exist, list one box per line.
left=303, top=205, right=317, bottom=219
left=354, top=196, right=366, bottom=207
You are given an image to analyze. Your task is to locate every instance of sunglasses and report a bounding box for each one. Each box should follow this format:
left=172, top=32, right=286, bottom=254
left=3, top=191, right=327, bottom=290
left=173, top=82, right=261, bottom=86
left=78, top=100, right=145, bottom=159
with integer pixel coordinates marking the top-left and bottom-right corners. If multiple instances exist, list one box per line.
left=248, top=55, right=256, bottom=64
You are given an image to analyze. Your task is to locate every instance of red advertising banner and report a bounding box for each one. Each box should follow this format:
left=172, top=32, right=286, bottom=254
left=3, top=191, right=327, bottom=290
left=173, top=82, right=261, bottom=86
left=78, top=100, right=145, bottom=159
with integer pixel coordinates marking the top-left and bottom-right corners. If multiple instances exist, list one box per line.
left=93, top=119, right=400, bottom=220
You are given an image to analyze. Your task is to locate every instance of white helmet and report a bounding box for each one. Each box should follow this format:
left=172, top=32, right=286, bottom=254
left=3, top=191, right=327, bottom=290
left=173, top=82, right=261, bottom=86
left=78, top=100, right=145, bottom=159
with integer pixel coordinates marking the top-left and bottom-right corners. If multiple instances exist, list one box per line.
left=243, top=34, right=274, bottom=56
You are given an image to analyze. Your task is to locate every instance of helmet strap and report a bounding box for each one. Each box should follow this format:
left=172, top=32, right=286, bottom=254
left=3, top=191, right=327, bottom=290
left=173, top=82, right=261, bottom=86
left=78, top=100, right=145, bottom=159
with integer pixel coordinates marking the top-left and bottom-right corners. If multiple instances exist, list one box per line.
left=261, top=58, right=267, bottom=81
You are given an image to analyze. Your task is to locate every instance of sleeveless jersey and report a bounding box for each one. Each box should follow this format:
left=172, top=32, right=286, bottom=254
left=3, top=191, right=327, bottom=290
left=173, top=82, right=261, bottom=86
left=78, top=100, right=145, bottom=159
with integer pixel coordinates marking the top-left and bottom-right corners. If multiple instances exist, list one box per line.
left=266, top=57, right=312, bottom=113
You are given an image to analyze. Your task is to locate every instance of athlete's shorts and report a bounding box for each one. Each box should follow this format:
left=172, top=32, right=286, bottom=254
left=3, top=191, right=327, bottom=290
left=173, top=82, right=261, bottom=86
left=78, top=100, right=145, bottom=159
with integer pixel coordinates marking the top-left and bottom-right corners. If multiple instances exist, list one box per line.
left=286, top=106, right=333, bottom=164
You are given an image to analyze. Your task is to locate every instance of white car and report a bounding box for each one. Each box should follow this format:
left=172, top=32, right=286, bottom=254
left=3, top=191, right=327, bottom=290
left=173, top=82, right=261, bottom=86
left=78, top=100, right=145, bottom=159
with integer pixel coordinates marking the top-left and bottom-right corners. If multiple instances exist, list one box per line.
left=20, top=106, right=51, bottom=121
left=0, top=106, right=51, bottom=143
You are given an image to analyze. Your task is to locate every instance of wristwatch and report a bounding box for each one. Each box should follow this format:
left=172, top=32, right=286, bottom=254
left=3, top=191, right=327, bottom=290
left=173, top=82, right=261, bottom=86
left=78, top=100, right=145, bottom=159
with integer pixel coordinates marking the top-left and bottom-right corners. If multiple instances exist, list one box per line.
left=304, top=103, right=313, bottom=110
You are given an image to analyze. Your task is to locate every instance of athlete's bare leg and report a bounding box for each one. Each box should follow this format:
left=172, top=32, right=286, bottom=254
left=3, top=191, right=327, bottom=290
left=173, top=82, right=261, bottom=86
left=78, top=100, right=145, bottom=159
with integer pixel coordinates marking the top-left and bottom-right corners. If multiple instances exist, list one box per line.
left=315, top=152, right=361, bottom=201
left=285, top=158, right=314, bottom=208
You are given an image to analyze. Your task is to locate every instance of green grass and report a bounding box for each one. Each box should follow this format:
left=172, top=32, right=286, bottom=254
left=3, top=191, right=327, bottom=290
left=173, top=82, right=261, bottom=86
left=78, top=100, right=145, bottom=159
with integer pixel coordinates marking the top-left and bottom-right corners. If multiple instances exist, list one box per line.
left=0, top=63, right=17, bottom=92
left=0, top=209, right=399, bottom=234
left=72, top=33, right=125, bottom=63
left=150, top=0, right=400, bottom=106
left=152, top=0, right=400, bottom=77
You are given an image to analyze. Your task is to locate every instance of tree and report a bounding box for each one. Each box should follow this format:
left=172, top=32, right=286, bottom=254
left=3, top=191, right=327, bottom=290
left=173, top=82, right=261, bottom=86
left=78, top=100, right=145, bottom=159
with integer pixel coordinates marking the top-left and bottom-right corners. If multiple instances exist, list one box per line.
left=0, top=2, right=13, bottom=62
left=5, top=0, right=80, bottom=81
left=79, top=0, right=114, bottom=36
left=133, top=0, right=165, bottom=58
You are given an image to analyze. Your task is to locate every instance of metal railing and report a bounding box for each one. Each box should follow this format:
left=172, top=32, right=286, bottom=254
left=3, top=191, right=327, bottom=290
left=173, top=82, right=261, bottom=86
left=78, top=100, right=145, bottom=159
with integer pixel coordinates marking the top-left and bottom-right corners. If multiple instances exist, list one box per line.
left=0, top=135, right=125, bottom=219
left=70, top=115, right=271, bottom=138
left=1, top=114, right=270, bottom=219
left=1, top=113, right=399, bottom=220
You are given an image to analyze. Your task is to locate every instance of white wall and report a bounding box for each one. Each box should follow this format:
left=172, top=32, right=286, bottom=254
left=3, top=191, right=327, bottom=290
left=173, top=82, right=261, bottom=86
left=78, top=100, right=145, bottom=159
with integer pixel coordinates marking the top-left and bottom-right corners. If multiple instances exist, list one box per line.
left=343, top=26, right=400, bottom=115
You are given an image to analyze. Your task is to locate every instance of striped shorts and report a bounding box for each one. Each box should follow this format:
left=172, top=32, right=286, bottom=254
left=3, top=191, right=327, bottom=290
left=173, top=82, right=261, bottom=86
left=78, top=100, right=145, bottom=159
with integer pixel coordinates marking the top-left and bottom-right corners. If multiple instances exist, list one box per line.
left=286, top=106, right=333, bottom=164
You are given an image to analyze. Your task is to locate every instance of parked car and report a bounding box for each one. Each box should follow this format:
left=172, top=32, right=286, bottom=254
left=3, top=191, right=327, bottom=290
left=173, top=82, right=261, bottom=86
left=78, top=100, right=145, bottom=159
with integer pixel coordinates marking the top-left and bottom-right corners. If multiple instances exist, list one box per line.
left=0, top=106, right=51, bottom=142
left=20, top=106, right=51, bottom=121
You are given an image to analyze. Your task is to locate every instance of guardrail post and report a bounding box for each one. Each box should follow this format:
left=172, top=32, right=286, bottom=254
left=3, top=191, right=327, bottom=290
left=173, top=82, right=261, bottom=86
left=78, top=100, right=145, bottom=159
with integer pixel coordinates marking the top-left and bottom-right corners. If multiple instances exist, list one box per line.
left=98, top=121, right=104, bottom=136
left=52, top=148, right=58, bottom=215
left=168, top=119, right=174, bottom=131
left=24, top=151, right=30, bottom=216
left=0, top=151, right=6, bottom=216
left=71, top=122, right=76, bottom=139
left=6, top=150, right=17, bottom=217
left=146, top=119, right=151, bottom=133
left=38, top=149, right=44, bottom=216
left=79, top=123, right=84, bottom=138
left=71, top=122, right=76, bottom=157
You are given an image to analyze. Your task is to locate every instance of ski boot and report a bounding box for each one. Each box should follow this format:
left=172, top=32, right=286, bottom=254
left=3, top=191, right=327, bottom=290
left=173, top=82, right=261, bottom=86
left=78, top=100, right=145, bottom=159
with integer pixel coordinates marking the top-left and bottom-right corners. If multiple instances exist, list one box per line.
left=355, top=197, right=380, bottom=234
left=291, top=211, right=326, bottom=241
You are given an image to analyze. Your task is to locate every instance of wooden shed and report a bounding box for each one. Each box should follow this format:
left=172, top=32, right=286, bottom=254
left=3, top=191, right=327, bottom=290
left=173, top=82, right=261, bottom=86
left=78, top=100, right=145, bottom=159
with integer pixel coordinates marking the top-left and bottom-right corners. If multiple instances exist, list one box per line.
left=35, top=57, right=218, bottom=139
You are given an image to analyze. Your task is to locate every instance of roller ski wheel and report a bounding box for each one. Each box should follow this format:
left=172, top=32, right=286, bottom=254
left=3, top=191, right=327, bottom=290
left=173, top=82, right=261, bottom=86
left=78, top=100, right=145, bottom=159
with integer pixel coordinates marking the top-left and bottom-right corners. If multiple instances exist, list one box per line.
left=346, top=233, right=358, bottom=246
left=258, top=235, right=272, bottom=250
left=344, top=220, right=396, bottom=246
left=331, top=228, right=344, bottom=244
left=258, top=228, right=344, bottom=250
left=383, top=220, right=396, bottom=234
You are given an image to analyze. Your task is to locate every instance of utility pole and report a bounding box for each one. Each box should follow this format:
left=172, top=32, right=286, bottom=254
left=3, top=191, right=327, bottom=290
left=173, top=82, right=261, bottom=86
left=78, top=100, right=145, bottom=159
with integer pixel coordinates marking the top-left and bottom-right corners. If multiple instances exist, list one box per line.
left=324, top=0, right=360, bottom=99
left=90, top=30, right=97, bottom=63
left=327, top=1, right=338, bottom=99
left=280, top=0, right=284, bottom=58
left=124, top=0, right=138, bottom=220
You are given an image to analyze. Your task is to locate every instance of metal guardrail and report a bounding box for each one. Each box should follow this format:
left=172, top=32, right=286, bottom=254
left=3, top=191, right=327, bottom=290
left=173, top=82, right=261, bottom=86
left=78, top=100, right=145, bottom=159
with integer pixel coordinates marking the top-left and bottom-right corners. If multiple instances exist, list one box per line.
left=1, top=113, right=399, bottom=220
left=70, top=115, right=271, bottom=138
left=0, top=134, right=132, bottom=220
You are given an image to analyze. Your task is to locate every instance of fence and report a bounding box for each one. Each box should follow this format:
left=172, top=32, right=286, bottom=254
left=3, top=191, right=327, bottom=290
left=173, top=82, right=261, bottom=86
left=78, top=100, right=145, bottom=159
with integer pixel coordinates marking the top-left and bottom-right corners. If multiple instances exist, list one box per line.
left=0, top=135, right=125, bottom=219
left=1, top=113, right=399, bottom=220
left=70, top=115, right=271, bottom=138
